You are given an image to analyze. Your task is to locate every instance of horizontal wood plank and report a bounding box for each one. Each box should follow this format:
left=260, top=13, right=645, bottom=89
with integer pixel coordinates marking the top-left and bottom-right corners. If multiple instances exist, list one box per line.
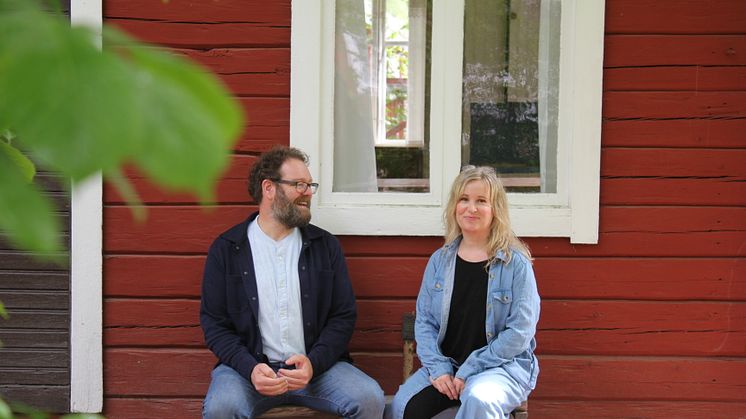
left=0, top=272, right=69, bottom=290
left=602, top=148, right=746, bottom=178
left=0, top=349, right=68, bottom=368
left=0, top=310, right=69, bottom=330
left=104, top=255, right=746, bottom=301
left=103, top=255, right=427, bottom=298
left=602, top=118, right=746, bottom=148
left=599, top=206, right=746, bottom=233
left=109, top=19, right=289, bottom=49
left=104, top=398, right=202, bottom=419
left=601, top=178, right=746, bottom=206
left=103, top=397, right=746, bottom=419
left=603, top=91, right=746, bottom=119
left=605, top=0, right=746, bottom=34
left=103, top=205, right=746, bottom=255
left=533, top=355, right=746, bottom=402
left=604, top=35, right=746, bottom=66
left=0, top=385, right=70, bottom=413
left=233, top=126, right=288, bottom=153
left=531, top=400, right=746, bottom=418
left=0, top=330, right=69, bottom=348
left=0, top=368, right=68, bottom=385
left=0, top=253, right=68, bottom=271
left=105, top=151, right=746, bottom=205
left=103, top=349, right=746, bottom=400
left=104, top=299, right=746, bottom=356
left=538, top=301, right=746, bottom=357
left=535, top=258, right=746, bottom=301
left=104, top=0, right=290, bottom=24
left=0, top=291, right=69, bottom=310
left=174, top=48, right=290, bottom=74
left=240, top=98, right=289, bottom=126
left=604, top=66, right=746, bottom=91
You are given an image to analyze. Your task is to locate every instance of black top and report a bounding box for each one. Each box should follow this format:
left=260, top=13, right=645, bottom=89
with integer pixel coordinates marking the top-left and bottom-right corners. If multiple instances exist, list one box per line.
left=440, top=254, right=489, bottom=366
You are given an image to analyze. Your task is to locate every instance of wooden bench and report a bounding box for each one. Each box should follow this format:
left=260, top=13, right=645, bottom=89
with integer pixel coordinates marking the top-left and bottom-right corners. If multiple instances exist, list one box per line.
left=258, top=313, right=528, bottom=418
left=402, top=313, right=528, bottom=419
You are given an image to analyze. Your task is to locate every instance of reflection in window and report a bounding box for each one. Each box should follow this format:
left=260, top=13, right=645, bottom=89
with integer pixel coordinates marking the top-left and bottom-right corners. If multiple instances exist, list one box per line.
left=462, top=0, right=560, bottom=193
left=334, top=0, right=431, bottom=193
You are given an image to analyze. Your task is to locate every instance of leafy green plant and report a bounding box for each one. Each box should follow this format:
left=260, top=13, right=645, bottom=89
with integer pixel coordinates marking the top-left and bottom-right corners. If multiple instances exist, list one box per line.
left=0, top=0, right=243, bottom=255
left=0, top=0, right=243, bottom=416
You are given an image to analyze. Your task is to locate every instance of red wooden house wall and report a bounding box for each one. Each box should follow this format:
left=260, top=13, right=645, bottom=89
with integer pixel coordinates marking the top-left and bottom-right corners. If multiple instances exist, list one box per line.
left=101, top=1, right=746, bottom=417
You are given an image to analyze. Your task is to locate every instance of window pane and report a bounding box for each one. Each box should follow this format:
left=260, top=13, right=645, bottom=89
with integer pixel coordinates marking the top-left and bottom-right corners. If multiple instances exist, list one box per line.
left=334, top=0, right=431, bottom=193
left=461, top=0, right=560, bottom=193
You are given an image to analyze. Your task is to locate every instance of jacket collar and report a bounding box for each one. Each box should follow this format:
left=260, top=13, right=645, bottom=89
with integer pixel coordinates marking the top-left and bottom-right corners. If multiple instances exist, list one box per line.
left=220, top=211, right=324, bottom=245
left=444, top=235, right=508, bottom=262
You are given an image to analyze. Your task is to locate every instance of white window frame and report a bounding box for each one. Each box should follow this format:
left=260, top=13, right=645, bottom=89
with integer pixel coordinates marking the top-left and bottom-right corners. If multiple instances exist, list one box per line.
left=290, top=0, right=603, bottom=243
left=70, top=0, right=103, bottom=413
left=370, top=0, right=427, bottom=147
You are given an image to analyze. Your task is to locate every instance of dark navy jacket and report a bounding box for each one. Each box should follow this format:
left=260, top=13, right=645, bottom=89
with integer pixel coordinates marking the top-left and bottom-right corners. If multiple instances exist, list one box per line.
left=200, top=212, right=356, bottom=380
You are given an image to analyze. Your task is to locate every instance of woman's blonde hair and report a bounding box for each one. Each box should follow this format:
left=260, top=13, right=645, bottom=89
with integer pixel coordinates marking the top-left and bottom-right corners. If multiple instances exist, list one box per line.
left=443, top=165, right=531, bottom=264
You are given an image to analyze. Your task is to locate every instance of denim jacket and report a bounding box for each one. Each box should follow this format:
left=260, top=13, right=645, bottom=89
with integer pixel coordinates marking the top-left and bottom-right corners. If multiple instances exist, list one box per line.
left=415, top=237, right=540, bottom=389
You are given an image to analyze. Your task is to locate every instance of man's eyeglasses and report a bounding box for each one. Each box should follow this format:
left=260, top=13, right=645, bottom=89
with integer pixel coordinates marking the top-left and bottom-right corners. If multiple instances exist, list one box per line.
left=273, top=179, right=319, bottom=194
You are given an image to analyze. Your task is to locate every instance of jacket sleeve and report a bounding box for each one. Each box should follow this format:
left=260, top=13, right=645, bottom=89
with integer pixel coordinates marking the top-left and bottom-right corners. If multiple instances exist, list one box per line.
left=200, top=240, right=258, bottom=379
left=455, top=255, right=540, bottom=380
left=415, top=251, right=454, bottom=379
left=305, top=235, right=357, bottom=377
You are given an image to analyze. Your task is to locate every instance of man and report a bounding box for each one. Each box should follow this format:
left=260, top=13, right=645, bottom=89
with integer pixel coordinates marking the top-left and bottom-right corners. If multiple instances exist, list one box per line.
left=200, top=146, right=385, bottom=418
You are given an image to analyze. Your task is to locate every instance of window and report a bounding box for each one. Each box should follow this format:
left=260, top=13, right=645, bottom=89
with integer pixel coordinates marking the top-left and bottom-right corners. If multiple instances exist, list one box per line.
left=291, top=0, right=604, bottom=243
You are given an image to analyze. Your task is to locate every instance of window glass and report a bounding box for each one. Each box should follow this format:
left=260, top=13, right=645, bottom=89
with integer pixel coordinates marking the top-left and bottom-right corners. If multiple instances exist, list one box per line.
left=461, top=0, right=560, bottom=193
left=334, top=0, right=431, bottom=193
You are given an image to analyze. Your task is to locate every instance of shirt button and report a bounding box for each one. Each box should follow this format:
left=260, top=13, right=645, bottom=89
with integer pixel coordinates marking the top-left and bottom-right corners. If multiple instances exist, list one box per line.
left=301, top=266, right=306, bottom=271
left=235, top=246, right=240, bottom=250
left=243, top=271, right=248, bottom=275
left=303, top=294, right=309, bottom=298
left=306, top=322, right=311, bottom=326
left=252, top=297, right=257, bottom=301
left=435, top=283, right=440, bottom=289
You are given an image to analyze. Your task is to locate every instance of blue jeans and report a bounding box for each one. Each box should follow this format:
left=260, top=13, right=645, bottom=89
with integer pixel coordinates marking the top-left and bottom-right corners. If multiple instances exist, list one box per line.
left=203, top=362, right=385, bottom=419
left=387, top=366, right=530, bottom=419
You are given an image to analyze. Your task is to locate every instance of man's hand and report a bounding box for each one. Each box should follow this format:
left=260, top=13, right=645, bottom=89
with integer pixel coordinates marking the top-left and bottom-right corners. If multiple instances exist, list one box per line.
left=251, top=363, right=289, bottom=396
left=278, top=354, right=314, bottom=391
left=430, top=374, right=459, bottom=400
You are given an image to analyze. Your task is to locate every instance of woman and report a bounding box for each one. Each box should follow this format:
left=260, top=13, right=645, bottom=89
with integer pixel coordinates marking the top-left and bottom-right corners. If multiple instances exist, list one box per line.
left=389, top=166, right=540, bottom=419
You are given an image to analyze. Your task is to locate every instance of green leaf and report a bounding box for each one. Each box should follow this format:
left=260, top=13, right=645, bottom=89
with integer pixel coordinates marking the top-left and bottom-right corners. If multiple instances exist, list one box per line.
left=0, top=147, right=62, bottom=254
left=0, top=1, right=243, bottom=254
left=0, top=397, right=11, bottom=419
left=0, top=300, right=8, bottom=320
left=0, top=10, right=141, bottom=180
left=0, top=140, right=35, bottom=182
left=106, top=29, right=242, bottom=202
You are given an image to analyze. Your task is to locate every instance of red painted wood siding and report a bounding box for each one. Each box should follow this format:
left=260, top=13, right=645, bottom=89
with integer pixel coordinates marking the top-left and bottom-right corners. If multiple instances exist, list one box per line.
left=101, top=0, right=746, bottom=417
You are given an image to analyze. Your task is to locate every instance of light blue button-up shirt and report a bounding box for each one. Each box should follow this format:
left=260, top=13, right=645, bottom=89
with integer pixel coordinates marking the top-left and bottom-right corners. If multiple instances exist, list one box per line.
left=247, top=220, right=306, bottom=362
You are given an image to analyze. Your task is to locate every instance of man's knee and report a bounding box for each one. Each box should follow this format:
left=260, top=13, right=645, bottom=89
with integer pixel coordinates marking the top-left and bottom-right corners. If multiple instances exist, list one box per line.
left=203, top=387, right=254, bottom=419
left=350, top=376, right=386, bottom=416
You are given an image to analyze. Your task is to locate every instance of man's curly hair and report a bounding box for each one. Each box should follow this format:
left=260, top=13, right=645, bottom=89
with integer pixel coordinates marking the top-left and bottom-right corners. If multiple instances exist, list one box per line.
left=248, top=146, right=309, bottom=204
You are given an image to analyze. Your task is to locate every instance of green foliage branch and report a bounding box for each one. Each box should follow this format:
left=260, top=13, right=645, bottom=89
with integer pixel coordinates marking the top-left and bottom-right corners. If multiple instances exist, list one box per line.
left=0, top=0, right=244, bottom=255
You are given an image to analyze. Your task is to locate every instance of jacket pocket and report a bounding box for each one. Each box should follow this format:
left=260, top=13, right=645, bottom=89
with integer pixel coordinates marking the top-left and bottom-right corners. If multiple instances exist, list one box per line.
left=491, top=289, right=512, bottom=331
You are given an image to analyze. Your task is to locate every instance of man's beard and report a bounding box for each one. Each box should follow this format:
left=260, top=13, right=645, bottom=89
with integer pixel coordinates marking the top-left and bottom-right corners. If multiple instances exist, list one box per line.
left=272, top=187, right=311, bottom=228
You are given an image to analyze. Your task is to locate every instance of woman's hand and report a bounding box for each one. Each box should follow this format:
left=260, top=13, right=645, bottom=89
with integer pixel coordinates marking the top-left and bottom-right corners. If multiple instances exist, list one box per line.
left=430, top=374, right=459, bottom=400
left=453, top=377, right=465, bottom=397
